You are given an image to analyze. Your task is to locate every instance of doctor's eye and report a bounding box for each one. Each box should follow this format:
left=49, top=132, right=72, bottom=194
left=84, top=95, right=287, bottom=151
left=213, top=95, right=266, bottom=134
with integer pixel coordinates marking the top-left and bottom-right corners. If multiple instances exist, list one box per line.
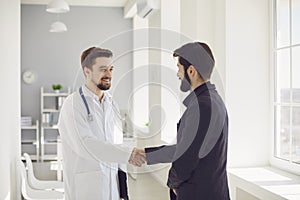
left=109, top=66, right=114, bottom=72
left=99, top=68, right=107, bottom=73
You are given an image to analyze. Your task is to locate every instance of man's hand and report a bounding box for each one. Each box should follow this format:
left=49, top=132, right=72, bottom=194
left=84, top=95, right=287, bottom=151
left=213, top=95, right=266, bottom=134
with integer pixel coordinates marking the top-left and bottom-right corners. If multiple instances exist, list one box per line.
left=128, top=148, right=146, bottom=167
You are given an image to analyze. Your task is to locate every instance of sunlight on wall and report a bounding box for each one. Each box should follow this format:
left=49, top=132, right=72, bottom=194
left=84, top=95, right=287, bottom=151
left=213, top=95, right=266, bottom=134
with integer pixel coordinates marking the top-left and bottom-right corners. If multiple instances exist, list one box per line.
left=4, top=192, right=10, bottom=200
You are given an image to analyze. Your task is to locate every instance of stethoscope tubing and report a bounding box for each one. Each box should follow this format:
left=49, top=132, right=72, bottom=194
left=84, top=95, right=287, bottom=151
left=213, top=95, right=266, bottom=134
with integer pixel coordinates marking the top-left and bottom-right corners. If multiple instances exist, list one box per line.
left=79, top=86, right=123, bottom=122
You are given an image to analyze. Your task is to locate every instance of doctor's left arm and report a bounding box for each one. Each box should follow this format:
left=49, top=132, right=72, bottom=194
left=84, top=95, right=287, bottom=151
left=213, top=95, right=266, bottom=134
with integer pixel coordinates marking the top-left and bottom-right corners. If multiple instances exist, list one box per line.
left=58, top=97, right=134, bottom=164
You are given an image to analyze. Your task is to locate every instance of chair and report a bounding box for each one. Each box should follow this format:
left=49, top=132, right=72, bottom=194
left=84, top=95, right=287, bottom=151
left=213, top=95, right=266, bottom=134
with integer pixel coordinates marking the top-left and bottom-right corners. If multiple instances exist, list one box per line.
left=23, top=153, right=64, bottom=191
left=20, top=161, right=64, bottom=200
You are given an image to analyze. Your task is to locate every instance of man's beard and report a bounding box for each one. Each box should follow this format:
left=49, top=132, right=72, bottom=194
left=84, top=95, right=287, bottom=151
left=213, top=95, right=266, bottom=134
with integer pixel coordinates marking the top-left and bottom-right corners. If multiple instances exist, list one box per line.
left=96, top=83, right=110, bottom=90
left=92, top=79, right=111, bottom=90
left=180, top=71, right=191, bottom=92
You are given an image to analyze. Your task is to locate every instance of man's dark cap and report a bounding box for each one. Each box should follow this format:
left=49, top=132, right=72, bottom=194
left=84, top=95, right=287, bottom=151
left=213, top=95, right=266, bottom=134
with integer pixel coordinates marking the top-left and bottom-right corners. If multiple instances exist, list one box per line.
left=173, top=42, right=215, bottom=80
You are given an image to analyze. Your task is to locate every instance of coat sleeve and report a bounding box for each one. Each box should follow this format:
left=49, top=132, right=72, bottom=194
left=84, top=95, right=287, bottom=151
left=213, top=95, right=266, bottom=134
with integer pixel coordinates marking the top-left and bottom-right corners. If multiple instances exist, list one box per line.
left=58, top=95, right=134, bottom=163
left=167, top=102, right=211, bottom=189
left=145, top=145, right=176, bottom=165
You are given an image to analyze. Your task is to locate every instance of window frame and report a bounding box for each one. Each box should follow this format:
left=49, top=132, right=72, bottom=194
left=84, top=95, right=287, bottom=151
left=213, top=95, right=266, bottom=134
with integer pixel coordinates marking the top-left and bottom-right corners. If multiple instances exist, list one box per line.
left=270, top=0, right=300, bottom=175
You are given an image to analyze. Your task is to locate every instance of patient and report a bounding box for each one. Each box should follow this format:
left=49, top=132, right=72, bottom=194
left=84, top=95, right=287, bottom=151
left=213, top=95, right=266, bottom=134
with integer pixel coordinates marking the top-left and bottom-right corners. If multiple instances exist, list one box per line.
left=130, top=42, right=230, bottom=200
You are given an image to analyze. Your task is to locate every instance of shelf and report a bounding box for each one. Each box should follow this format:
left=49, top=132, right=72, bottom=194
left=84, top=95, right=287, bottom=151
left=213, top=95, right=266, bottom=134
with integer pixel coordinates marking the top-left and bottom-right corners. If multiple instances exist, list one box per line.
left=43, top=125, right=58, bottom=129
left=43, top=155, right=58, bottom=160
left=20, top=119, right=39, bottom=161
left=43, top=141, right=58, bottom=145
left=43, top=92, right=70, bottom=97
left=21, top=125, right=38, bottom=129
left=41, top=87, right=70, bottom=162
left=21, top=155, right=38, bottom=161
left=21, top=140, right=38, bottom=145
left=42, top=109, right=60, bottom=113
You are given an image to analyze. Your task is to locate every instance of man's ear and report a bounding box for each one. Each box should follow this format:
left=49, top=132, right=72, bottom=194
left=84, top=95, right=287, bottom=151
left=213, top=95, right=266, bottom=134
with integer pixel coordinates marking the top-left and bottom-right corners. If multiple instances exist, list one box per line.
left=188, top=65, right=196, bottom=76
left=83, top=67, right=91, bottom=77
left=190, top=65, right=205, bottom=81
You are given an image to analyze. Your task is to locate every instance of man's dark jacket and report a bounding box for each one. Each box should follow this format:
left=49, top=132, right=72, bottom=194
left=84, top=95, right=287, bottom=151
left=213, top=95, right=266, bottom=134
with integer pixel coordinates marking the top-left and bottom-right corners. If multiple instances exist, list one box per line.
left=145, top=82, right=230, bottom=200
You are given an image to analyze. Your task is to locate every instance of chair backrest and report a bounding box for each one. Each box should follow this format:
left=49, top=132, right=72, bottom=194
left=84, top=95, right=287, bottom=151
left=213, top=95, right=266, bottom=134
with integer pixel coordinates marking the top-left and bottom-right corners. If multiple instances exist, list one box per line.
left=23, top=153, right=64, bottom=191
left=20, top=160, right=65, bottom=200
left=23, top=153, right=39, bottom=189
left=20, top=161, right=31, bottom=200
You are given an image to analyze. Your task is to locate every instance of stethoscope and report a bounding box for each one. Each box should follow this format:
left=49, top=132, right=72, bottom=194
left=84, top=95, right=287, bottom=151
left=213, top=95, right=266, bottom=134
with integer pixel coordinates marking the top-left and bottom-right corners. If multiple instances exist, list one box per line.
left=79, top=86, right=123, bottom=122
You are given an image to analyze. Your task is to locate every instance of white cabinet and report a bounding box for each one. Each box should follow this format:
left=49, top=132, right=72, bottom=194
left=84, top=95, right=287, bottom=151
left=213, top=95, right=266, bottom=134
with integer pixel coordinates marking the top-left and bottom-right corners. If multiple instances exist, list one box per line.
left=21, top=120, right=39, bottom=161
left=40, top=87, right=70, bottom=161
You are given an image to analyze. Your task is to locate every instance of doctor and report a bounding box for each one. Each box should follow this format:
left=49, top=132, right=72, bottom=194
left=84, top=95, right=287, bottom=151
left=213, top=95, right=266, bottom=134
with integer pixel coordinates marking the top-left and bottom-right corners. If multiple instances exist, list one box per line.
left=58, top=47, right=145, bottom=200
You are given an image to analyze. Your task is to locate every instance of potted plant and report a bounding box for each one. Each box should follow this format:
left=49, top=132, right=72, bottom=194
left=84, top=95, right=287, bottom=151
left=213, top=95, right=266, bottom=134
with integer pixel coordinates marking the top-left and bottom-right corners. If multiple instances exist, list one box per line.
left=52, top=84, right=62, bottom=93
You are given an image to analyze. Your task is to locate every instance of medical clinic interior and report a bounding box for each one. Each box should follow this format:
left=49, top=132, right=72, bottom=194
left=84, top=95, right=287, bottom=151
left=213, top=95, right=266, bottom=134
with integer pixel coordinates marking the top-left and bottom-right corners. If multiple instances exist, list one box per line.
left=1, top=0, right=300, bottom=199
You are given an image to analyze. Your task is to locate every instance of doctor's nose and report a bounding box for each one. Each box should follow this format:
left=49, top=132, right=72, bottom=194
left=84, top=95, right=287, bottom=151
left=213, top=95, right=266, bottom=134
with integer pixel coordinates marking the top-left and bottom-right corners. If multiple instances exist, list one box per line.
left=106, top=71, right=112, bottom=78
left=103, top=69, right=112, bottom=77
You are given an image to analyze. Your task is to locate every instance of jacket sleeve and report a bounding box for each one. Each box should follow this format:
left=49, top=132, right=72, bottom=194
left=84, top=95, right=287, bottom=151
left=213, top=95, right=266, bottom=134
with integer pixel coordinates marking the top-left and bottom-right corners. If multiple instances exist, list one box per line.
left=145, top=145, right=176, bottom=165
left=58, top=95, right=134, bottom=163
left=167, top=102, right=211, bottom=189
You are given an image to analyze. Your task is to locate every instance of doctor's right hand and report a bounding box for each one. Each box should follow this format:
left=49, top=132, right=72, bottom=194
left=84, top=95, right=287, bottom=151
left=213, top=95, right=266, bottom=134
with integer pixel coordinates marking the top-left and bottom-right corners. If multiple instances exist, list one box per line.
left=128, top=148, right=146, bottom=167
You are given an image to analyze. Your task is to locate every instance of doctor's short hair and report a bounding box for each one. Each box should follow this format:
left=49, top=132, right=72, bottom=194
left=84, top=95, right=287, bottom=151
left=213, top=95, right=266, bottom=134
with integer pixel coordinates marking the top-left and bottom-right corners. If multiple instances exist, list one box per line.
left=81, top=47, right=113, bottom=70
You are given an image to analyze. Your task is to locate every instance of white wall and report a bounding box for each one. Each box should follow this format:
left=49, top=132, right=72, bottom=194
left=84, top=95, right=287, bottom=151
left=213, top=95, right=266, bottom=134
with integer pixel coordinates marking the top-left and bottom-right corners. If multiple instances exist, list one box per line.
left=196, top=0, right=216, bottom=47
left=181, top=0, right=226, bottom=100
left=198, top=0, right=226, bottom=100
left=132, top=16, right=149, bottom=143
left=0, top=0, right=21, bottom=199
left=21, top=5, right=133, bottom=120
left=147, top=7, right=165, bottom=184
left=213, top=0, right=226, bottom=99
left=140, top=0, right=182, bottom=185
left=163, top=1, right=271, bottom=198
left=225, top=0, right=270, bottom=167
left=184, top=0, right=270, bottom=168
left=147, top=0, right=270, bottom=185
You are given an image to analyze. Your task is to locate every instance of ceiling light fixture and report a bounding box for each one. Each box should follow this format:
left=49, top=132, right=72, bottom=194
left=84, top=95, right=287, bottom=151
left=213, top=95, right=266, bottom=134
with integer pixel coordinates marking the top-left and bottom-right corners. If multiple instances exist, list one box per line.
left=46, top=0, right=70, bottom=13
left=49, top=21, right=67, bottom=33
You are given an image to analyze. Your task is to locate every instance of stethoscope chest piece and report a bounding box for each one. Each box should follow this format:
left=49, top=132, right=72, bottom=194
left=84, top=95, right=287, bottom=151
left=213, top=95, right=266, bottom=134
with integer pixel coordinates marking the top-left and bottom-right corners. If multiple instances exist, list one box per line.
left=87, top=114, right=93, bottom=122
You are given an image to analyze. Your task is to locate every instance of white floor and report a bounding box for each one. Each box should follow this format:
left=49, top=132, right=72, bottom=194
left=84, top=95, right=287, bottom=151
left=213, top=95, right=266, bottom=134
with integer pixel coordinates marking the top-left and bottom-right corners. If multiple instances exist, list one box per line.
left=32, top=162, right=169, bottom=200
left=128, top=174, right=169, bottom=200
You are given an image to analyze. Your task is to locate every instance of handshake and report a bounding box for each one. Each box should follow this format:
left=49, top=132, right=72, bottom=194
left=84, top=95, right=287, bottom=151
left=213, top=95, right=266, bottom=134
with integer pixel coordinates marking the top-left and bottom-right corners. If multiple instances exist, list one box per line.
left=128, top=148, right=146, bottom=167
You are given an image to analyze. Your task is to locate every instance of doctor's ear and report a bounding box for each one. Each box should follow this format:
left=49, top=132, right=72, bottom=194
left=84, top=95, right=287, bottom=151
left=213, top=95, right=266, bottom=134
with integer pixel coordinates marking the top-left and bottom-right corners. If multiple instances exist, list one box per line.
left=83, top=67, right=91, bottom=77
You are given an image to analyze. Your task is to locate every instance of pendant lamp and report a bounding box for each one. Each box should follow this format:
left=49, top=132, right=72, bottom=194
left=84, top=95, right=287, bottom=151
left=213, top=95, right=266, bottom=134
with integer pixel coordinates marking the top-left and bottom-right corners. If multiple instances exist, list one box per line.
left=46, top=0, right=70, bottom=13
left=49, top=21, right=67, bottom=32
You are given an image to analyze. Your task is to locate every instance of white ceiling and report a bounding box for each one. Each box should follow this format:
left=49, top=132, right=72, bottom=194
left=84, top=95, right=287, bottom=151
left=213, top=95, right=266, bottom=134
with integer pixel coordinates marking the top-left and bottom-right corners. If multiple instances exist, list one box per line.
left=21, top=0, right=128, bottom=7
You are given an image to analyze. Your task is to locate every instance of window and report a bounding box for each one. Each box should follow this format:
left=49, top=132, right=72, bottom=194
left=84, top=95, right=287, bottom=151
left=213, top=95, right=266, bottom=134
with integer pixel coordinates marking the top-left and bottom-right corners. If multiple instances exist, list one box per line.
left=273, top=0, right=300, bottom=166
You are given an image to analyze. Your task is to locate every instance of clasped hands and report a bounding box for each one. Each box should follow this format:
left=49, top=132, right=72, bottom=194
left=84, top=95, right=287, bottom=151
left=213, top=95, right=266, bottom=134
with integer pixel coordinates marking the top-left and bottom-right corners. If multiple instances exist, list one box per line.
left=129, top=148, right=146, bottom=167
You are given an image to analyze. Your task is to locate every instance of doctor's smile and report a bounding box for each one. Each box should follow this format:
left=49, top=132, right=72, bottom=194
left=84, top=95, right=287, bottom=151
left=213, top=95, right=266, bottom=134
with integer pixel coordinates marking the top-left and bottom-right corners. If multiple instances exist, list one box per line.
left=101, top=77, right=111, bottom=83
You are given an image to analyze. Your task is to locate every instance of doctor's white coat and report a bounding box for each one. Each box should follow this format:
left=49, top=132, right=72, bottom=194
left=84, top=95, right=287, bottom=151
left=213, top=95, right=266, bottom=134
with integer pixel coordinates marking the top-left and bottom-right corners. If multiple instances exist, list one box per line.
left=58, top=86, right=133, bottom=200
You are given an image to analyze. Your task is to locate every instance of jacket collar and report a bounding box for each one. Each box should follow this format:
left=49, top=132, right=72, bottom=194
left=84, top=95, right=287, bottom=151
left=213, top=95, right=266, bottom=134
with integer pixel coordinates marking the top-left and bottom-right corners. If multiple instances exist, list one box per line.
left=183, top=81, right=215, bottom=107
